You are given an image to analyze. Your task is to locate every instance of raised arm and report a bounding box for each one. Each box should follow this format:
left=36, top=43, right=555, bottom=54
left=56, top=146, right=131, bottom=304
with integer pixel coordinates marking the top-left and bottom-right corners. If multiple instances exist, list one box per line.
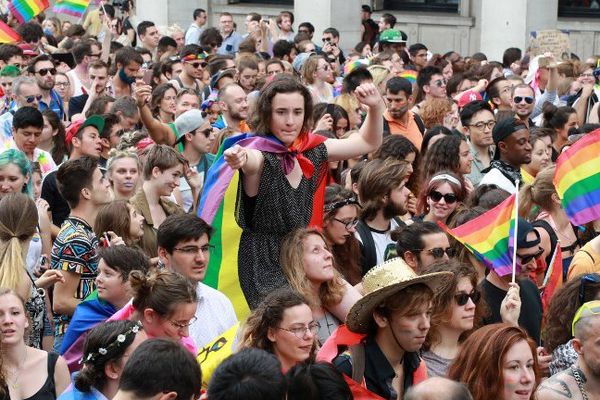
left=326, top=83, right=386, bottom=161
left=134, top=83, right=176, bottom=145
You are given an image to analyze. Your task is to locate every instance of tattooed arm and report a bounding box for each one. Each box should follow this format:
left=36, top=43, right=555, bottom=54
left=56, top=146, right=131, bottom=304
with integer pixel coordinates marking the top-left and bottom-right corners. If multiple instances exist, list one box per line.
left=535, top=369, right=582, bottom=400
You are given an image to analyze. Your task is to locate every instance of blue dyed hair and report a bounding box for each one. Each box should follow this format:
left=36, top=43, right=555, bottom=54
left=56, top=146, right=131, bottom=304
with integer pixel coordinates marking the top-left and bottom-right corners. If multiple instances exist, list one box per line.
left=0, top=149, right=33, bottom=197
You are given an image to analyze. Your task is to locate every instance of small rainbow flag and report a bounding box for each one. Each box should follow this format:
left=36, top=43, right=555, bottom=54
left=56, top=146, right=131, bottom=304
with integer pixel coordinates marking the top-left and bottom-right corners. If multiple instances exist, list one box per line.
left=8, top=0, right=49, bottom=24
left=442, top=194, right=516, bottom=276
left=343, top=59, right=370, bottom=76
left=541, top=244, right=563, bottom=314
left=399, top=69, right=418, bottom=84
left=0, top=20, right=20, bottom=44
left=52, top=0, right=89, bottom=18
left=554, top=128, right=600, bottom=226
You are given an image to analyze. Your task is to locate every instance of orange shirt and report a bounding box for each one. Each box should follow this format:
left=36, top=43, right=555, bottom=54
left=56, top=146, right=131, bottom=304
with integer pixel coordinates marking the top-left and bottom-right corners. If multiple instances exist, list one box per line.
left=383, top=110, right=422, bottom=151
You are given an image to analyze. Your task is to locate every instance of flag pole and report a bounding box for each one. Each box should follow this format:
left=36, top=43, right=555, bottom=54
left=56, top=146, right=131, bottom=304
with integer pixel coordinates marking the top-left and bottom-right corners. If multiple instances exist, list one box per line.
left=511, top=179, right=520, bottom=284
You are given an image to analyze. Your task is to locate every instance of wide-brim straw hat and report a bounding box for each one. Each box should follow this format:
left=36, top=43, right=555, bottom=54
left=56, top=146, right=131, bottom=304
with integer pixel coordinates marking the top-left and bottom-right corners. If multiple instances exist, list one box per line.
left=346, top=257, right=453, bottom=333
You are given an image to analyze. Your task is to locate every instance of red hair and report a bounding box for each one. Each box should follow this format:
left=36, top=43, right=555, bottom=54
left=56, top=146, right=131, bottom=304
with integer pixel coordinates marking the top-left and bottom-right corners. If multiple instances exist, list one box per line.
left=447, top=323, right=540, bottom=400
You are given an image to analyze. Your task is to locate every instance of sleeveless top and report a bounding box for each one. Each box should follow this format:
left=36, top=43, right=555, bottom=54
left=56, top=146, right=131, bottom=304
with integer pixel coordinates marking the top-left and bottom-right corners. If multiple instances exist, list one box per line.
left=24, top=352, right=59, bottom=400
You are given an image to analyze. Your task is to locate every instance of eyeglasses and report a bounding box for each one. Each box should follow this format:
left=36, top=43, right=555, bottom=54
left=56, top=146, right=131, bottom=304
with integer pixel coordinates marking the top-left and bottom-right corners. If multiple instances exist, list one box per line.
left=278, top=322, right=320, bottom=339
left=89, top=53, right=102, bottom=58
left=187, top=61, right=207, bottom=69
left=428, top=190, right=458, bottom=204
left=572, top=300, right=600, bottom=336
left=169, top=315, right=198, bottom=329
left=580, top=73, right=594, bottom=78
left=517, top=247, right=544, bottom=265
left=432, top=79, right=447, bottom=87
left=333, top=218, right=359, bottom=230
left=454, top=291, right=481, bottom=306
left=579, top=274, right=600, bottom=305
left=35, top=68, right=57, bottom=76
left=423, top=247, right=456, bottom=259
left=173, top=245, right=214, bottom=255
left=55, top=82, right=70, bottom=88
left=513, top=96, right=534, bottom=104
left=318, top=65, right=331, bottom=72
left=23, top=94, right=43, bottom=103
left=469, top=120, right=496, bottom=130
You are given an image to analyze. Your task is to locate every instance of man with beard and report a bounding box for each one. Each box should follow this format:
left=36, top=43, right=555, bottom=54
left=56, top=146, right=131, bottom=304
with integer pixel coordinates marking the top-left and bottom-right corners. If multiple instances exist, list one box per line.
left=383, top=77, right=426, bottom=151
left=219, top=83, right=250, bottom=132
left=28, top=55, right=64, bottom=120
left=511, top=83, right=536, bottom=128
left=170, top=44, right=206, bottom=95
left=394, top=222, right=453, bottom=273
left=111, top=47, right=143, bottom=97
left=536, top=300, right=600, bottom=400
left=157, top=214, right=237, bottom=348
left=480, top=117, right=532, bottom=194
left=355, top=158, right=410, bottom=274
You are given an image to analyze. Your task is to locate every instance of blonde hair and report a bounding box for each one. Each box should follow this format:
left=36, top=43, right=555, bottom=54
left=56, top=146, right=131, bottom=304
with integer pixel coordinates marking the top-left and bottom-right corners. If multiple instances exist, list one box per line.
left=0, top=194, right=38, bottom=297
left=280, top=228, right=345, bottom=308
left=107, top=149, right=141, bottom=175
left=334, top=93, right=360, bottom=119
left=368, top=65, right=391, bottom=89
left=519, top=166, right=557, bottom=219
left=301, top=54, right=324, bottom=85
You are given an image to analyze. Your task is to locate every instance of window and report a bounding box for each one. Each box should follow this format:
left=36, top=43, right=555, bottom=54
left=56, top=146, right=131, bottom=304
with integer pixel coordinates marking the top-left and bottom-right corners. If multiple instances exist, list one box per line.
left=559, top=0, right=600, bottom=17
left=237, top=0, right=293, bottom=4
left=383, top=0, right=459, bottom=12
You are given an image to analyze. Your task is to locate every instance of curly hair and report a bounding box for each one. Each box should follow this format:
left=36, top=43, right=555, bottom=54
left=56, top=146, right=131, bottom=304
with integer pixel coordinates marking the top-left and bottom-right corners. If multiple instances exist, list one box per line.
left=280, top=228, right=346, bottom=308
left=419, top=97, right=454, bottom=129
left=543, top=273, right=600, bottom=354
left=421, top=260, right=488, bottom=349
left=420, top=135, right=466, bottom=188
left=374, top=135, right=421, bottom=193
left=241, top=288, right=317, bottom=358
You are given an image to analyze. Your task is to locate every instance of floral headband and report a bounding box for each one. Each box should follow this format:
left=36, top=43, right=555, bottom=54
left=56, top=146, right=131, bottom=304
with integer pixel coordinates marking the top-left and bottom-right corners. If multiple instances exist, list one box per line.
left=81, top=321, right=143, bottom=364
left=324, top=197, right=362, bottom=213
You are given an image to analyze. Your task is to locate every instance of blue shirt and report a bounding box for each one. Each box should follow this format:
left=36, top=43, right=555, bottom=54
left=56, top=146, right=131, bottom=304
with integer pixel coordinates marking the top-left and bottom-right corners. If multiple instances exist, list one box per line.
left=58, top=376, right=108, bottom=400
left=218, top=31, right=243, bottom=55
left=39, top=89, right=65, bottom=120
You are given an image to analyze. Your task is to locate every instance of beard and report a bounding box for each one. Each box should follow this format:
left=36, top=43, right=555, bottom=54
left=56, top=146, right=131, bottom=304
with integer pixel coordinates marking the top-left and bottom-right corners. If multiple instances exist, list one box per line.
left=382, top=198, right=406, bottom=220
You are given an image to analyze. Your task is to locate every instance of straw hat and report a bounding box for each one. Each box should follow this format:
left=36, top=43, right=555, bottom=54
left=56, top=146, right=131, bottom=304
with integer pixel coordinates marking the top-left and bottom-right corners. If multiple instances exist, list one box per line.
left=346, top=258, right=452, bottom=333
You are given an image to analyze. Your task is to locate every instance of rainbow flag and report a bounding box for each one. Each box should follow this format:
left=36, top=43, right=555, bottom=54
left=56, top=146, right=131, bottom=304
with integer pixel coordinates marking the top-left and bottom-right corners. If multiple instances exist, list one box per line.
left=554, top=128, right=600, bottom=226
left=541, top=244, right=563, bottom=314
left=521, top=168, right=534, bottom=185
left=8, top=0, right=49, bottom=24
left=442, top=194, right=517, bottom=276
left=0, top=20, right=20, bottom=44
left=399, top=69, right=418, bottom=84
left=52, top=0, right=89, bottom=18
left=344, top=59, right=370, bottom=76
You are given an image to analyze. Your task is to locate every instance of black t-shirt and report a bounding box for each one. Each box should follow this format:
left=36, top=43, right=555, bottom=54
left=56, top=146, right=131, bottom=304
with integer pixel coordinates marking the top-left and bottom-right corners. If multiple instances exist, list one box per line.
left=41, top=171, right=70, bottom=228
left=68, top=94, right=88, bottom=119
left=480, top=277, right=543, bottom=344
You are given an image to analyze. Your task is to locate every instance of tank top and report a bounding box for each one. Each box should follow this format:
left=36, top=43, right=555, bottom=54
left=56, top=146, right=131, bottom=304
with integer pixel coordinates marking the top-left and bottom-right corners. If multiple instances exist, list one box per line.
left=24, top=352, right=58, bottom=400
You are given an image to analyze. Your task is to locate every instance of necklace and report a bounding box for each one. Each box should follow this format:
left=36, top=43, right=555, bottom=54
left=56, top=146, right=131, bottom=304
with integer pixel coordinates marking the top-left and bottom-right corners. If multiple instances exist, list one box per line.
left=7, top=347, right=28, bottom=390
left=571, top=365, right=589, bottom=400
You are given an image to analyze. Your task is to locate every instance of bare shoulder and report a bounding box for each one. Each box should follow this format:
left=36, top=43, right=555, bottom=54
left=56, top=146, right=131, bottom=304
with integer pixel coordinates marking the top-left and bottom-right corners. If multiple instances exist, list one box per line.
left=535, top=369, right=581, bottom=400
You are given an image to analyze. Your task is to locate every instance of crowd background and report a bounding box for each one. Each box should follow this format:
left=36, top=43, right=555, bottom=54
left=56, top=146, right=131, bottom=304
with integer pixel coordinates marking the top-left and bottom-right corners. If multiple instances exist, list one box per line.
left=1, top=1, right=600, bottom=399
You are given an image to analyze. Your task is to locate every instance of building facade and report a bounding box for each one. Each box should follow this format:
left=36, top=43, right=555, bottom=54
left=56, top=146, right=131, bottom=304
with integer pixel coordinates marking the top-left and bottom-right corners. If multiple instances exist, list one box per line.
left=139, top=0, right=600, bottom=61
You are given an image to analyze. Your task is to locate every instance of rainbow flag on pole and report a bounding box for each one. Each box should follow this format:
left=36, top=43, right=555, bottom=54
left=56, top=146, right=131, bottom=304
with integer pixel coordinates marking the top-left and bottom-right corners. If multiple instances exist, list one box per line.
left=0, top=20, right=20, bottom=44
left=8, top=0, right=49, bottom=24
left=52, top=0, right=89, bottom=18
left=442, top=194, right=517, bottom=276
left=554, top=128, right=600, bottom=226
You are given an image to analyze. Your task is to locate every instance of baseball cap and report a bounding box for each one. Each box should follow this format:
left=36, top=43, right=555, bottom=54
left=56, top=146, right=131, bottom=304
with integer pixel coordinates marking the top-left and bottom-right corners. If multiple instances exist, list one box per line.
left=292, top=52, right=313, bottom=74
left=18, top=43, right=38, bottom=57
left=65, top=115, right=105, bottom=146
left=516, top=218, right=540, bottom=250
left=210, top=68, right=236, bottom=90
left=379, top=29, right=408, bottom=44
left=492, top=118, right=527, bottom=159
left=457, top=90, right=483, bottom=109
left=173, top=109, right=206, bottom=144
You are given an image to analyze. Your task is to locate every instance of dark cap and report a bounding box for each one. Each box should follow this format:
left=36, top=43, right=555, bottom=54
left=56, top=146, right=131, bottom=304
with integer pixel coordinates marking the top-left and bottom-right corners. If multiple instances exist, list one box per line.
left=361, top=5, right=372, bottom=12
left=492, top=118, right=527, bottom=159
left=516, top=218, right=540, bottom=249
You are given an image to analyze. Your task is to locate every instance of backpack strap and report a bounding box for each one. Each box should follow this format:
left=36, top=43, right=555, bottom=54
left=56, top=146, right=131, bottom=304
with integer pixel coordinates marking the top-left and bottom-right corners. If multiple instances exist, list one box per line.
left=356, top=220, right=377, bottom=275
left=382, top=117, right=391, bottom=137
left=413, top=113, right=426, bottom=135
left=349, top=343, right=366, bottom=384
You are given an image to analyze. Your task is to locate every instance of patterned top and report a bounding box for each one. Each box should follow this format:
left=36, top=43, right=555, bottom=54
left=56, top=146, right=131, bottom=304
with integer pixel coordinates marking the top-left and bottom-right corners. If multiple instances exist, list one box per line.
left=51, top=216, right=99, bottom=335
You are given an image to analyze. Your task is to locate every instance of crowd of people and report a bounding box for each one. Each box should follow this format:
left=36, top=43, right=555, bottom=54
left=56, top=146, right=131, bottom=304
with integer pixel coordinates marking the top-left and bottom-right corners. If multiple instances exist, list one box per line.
left=2, top=1, right=600, bottom=399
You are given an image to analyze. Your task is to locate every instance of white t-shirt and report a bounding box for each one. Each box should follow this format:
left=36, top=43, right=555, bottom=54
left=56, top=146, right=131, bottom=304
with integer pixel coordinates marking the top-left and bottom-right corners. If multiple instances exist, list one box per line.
left=355, top=218, right=401, bottom=266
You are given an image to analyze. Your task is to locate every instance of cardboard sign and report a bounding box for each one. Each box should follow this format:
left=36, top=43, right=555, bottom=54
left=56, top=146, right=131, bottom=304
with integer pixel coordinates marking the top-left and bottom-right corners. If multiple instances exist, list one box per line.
left=530, top=30, right=571, bottom=59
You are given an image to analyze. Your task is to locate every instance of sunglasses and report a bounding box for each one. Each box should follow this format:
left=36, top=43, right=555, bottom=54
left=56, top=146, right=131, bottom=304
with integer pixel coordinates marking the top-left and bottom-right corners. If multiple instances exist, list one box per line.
left=188, top=61, right=207, bottom=69
left=24, top=94, right=43, bottom=103
left=425, top=247, right=456, bottom=259
left=432, top=79, right=447, bottom=87
left=199, top=128, right=212, bottom=137
left=454, top=291, right=481, bottom=306
left=428, top=190, right=458, bottom=204
left=513, top=96, right=534, bottom=104
left=322, top=37, right=331, bottom=42
left=579, top=274, right=600, bottom=305
left=518, top=247, right=544, bottom=265
left=36, top=68, right=57, bottom=76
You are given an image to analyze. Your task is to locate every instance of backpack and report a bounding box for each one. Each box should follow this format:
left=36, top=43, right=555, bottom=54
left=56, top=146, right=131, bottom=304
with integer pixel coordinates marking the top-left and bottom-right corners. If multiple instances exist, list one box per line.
left=382, top=113, right=426, bottom=138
